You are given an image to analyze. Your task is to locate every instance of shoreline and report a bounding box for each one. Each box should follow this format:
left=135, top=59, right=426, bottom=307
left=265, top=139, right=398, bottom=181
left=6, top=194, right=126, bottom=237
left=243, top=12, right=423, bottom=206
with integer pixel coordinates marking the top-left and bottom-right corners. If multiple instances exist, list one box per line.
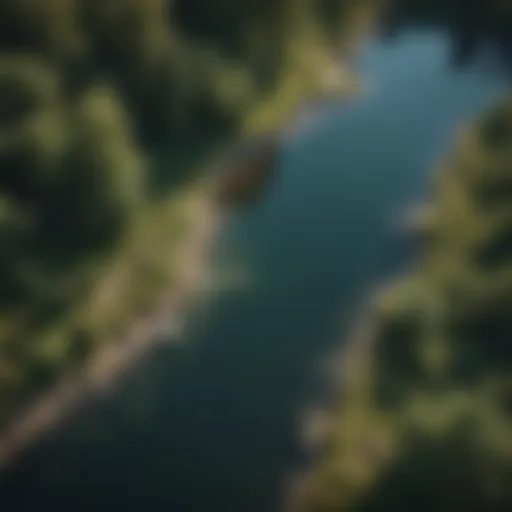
left=284, top=278, right=401, bottom=510
left=285, top=314, right=374, bottom=501
left=0, top=19, right=373, bottom=477
left=0, top=118, right=288, bottom=473
left=0, top=197, right=222, bottom=472
left=0, top=124, right=284, bottom=473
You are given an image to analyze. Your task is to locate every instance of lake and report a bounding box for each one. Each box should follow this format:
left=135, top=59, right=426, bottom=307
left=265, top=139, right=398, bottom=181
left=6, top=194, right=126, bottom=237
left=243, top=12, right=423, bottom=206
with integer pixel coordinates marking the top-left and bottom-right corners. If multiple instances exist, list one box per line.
left=0, top=24, right=507, bottom=512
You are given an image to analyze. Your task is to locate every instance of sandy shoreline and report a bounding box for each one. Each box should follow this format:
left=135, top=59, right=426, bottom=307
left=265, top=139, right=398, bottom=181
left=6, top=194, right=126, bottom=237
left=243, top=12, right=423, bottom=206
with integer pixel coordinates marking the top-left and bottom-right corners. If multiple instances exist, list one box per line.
left=0, top=198, right=222, bottom=472
left=0, top=118, right=286, bottom=473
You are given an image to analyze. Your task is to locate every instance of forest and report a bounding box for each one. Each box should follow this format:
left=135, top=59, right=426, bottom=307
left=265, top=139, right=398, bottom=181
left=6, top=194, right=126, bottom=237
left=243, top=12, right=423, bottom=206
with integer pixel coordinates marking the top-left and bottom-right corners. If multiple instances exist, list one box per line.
left=0, top=0, right=368, bottom=423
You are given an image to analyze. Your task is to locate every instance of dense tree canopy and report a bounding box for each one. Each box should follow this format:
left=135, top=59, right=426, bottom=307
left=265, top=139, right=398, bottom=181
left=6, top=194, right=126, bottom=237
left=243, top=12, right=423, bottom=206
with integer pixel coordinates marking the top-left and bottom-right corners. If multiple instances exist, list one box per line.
left=0, top=0, right=358, bottom=421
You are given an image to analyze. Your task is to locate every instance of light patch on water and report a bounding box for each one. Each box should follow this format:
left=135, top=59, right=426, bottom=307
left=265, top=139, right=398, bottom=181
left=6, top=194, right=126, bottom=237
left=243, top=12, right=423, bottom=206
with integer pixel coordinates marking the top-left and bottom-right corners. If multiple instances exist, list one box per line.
left=203, top=260, right=255, bottom=295
left=177, top=254, right=257, bottom=343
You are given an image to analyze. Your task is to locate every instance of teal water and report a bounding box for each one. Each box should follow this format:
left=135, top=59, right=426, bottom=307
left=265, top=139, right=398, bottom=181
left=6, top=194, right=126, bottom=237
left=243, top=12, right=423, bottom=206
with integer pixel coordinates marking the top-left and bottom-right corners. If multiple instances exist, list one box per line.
left=0, top=29, right=507, bottom=512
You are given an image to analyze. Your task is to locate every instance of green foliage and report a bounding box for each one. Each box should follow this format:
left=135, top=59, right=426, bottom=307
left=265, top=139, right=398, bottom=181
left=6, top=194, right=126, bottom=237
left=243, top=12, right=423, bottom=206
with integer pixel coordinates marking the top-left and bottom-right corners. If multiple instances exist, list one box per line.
left=0, top=0, right=358, bottom=421
left=299, top=95, right=512, bottom=511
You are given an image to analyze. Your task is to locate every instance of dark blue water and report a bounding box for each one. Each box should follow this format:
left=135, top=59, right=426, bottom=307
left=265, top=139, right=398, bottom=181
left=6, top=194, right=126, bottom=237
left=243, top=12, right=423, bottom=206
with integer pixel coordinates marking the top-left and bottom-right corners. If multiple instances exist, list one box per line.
left=0, top=29, right=507, bottom=512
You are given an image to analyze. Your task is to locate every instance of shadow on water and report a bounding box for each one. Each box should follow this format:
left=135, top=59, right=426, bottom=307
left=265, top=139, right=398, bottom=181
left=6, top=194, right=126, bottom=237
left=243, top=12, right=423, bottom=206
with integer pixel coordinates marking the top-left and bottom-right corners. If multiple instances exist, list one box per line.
left=1, top=4, right=511, bottom=512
